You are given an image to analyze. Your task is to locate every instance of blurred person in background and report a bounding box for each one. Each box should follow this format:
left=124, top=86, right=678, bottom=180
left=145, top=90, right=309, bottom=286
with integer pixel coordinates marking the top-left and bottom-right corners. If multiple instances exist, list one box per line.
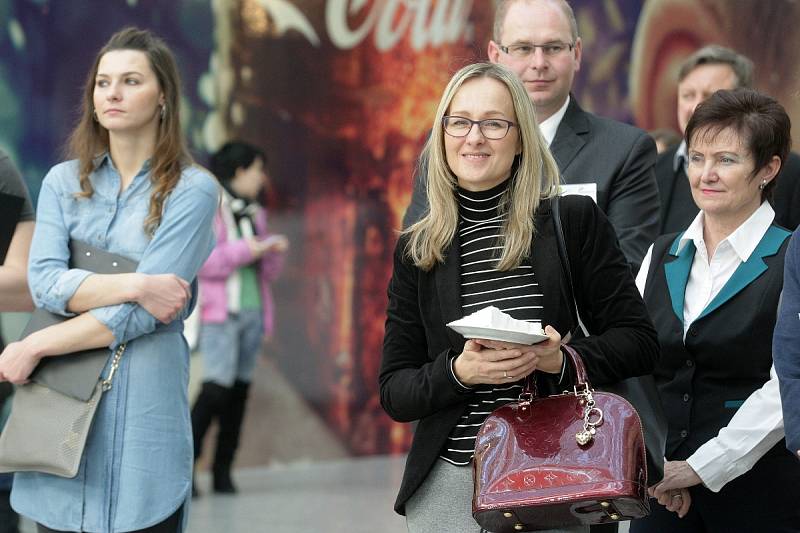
left=0, top=149, right=35, bottom=533
left=649, top=128, right=682, bottom=155
left=191, top=141, right=287, bottom=496
left=655, top=44, right=800, bottom=235
left=632, top=89, right=800, bottom=532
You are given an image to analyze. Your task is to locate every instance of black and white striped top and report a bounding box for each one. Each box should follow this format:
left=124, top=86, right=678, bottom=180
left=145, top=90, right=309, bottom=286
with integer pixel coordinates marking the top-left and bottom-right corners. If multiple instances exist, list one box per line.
left=440, top=180, right=544, bottom=466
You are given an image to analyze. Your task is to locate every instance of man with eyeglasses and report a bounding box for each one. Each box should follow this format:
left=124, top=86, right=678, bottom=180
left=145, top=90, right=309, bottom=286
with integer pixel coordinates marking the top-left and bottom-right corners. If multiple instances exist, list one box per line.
left=656, top=44, right=800, bottom=234
left=403, top=0, right=659, bottom=271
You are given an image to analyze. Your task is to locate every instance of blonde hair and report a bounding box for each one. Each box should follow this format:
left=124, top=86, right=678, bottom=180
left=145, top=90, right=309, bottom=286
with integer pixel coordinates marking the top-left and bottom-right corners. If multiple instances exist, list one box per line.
left=404, top=62, right=560, bottom=271
left=68, top=27, right=192, bottom=236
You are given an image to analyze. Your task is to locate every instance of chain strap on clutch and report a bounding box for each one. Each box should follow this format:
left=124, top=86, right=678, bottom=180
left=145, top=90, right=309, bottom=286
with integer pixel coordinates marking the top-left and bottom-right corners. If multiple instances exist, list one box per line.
left=101, top=343, right=126, bottom=391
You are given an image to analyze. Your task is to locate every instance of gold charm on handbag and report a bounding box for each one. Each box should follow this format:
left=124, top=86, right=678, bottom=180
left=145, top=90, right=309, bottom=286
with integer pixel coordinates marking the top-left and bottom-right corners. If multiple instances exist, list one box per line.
left=575, top=387, right=604, bottom=446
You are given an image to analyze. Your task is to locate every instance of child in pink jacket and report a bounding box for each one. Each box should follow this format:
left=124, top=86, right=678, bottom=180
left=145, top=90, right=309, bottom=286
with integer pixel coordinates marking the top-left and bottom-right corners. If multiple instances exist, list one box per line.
left=191, top=142, right=287, bottom=495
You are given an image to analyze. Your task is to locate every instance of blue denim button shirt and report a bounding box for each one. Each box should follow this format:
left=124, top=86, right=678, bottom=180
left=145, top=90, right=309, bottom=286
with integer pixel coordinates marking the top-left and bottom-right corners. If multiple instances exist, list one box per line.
left=12, top=156, right=217, bottom=532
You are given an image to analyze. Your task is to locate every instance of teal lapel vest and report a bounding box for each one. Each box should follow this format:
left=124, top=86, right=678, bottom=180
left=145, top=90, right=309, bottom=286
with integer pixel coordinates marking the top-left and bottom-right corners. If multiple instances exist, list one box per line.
left=663, top=225, right=791, bottom=324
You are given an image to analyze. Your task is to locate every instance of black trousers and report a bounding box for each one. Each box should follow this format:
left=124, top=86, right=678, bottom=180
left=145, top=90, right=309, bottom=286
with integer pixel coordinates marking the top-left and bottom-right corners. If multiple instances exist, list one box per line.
left=36, top=506, right=181, bottom=533
left=630, top=446, right=800, bottom=533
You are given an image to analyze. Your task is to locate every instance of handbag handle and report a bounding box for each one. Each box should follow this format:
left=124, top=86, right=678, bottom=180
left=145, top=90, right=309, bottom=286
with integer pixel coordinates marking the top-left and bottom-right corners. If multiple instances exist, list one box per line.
left=522, top=343, right=592, bottom=398
left=560, top=343, right=590, bottom=390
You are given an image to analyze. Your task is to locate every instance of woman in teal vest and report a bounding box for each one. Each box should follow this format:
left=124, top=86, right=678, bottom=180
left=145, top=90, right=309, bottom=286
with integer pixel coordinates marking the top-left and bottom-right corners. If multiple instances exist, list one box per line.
left=631, top=89, right=800, bottom=532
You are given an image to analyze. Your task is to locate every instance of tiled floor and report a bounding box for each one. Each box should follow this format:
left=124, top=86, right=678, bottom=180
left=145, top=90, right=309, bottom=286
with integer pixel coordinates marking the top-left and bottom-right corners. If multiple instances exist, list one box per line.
left=188, top=455, right=408, bottom=533
left=16, top=453, right=635, bottom=532
left=19, top=455, right=409, bottom=533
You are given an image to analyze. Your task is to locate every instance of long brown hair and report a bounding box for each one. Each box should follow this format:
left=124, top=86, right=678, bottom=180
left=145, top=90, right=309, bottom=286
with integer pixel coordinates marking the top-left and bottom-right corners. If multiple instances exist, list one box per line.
left=68, top=27, right=191, bottom=236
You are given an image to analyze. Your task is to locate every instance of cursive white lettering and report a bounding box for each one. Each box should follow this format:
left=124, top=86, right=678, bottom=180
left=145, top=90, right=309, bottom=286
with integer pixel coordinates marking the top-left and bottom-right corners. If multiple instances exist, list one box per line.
left=325, top=0, right=474, bottom=51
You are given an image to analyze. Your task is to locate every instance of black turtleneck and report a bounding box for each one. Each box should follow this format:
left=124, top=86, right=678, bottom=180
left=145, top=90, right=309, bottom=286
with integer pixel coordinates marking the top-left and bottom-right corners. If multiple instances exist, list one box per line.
left=440, top=178, right=545, bottom=466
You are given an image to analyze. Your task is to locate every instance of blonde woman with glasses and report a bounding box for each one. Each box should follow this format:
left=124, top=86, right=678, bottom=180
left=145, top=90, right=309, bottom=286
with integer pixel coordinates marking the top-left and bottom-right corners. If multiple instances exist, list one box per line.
left=379, top=62, right=659, bottom=532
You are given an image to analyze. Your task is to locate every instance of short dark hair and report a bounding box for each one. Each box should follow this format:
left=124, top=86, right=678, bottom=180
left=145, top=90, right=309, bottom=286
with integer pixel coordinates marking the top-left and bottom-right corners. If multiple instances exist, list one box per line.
left=685, top=88, right=791, bottom=201
left=678, top=45, right=754, bottom=89
left=209, top=141, right=266, bottom=184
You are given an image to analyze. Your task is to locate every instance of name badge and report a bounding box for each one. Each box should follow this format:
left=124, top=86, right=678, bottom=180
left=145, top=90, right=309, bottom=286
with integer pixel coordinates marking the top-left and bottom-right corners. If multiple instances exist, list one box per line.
left=559, top=183, right=597, bottom=202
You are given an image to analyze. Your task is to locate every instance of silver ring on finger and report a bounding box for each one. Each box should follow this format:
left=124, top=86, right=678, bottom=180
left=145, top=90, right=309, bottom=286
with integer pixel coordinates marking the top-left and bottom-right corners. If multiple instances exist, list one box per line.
left=503, top=371, right=508, bottom=379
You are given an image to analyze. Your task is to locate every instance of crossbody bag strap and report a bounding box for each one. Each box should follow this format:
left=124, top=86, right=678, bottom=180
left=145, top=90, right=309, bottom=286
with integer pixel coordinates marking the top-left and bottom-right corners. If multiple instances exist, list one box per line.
left=551, top=196, right=586, bottom=335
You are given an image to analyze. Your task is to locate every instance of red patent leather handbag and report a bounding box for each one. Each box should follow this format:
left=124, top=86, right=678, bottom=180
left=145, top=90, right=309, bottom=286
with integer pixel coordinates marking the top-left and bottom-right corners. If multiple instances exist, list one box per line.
left=472, top=344, right=649, bottom=532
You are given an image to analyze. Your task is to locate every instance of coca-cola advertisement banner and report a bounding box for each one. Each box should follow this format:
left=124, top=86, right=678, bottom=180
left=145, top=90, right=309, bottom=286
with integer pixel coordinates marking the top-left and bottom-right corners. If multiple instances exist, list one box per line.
left=1, top=0, right=798, bottom=463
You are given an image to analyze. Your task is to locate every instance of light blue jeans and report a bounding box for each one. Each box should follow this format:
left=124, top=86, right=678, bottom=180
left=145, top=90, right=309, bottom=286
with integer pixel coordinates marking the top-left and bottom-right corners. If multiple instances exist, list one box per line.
left=199, top=309, right=264, bottom=386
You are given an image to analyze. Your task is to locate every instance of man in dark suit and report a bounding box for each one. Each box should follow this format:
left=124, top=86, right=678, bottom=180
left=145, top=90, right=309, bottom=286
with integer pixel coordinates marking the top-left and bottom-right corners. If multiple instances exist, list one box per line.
left=403, top=0, right=659, bottom=271
left=656, top=45, right=800, bottom=234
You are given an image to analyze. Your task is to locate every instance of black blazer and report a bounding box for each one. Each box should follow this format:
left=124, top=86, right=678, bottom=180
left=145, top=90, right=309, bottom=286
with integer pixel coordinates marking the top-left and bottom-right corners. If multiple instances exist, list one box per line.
left=402, top=97, right=660, bottom=271
left=656, top=145, right=800, bottom=234
left=381, top=195, right=660, bottom=514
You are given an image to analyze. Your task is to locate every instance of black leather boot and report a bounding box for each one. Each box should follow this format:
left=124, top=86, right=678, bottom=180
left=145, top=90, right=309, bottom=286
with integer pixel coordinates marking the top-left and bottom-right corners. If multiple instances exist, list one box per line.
left=212, top=380, right=251, bottom=494
left=190, top=382, right=232, bottom=497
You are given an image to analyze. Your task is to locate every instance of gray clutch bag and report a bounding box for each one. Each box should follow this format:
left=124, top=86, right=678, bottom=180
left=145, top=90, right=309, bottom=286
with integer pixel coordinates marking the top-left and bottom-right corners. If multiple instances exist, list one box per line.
left=25, top=240, right=138, bottom=401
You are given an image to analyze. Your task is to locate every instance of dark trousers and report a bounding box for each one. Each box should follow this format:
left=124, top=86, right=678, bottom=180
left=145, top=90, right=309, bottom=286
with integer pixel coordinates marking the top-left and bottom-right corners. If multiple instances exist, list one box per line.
left=630, top=446, right=800, bottom=533
left=36, top=506, right=181, bottom=533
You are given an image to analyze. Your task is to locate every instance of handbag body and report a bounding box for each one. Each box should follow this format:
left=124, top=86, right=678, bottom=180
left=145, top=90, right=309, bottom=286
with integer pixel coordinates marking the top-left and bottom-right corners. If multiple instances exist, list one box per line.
left=0, top=382, right=102, bottom=477
left=472, top=345, right=649, bottom=532
left=0, top=241, right=134, bottom=477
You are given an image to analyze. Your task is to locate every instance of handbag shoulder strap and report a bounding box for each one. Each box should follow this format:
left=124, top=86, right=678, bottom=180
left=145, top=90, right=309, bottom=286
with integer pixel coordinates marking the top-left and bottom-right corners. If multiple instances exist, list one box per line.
left=551, top=196, right=585, bottom=334
left=548, top=196, right=592, bottom=390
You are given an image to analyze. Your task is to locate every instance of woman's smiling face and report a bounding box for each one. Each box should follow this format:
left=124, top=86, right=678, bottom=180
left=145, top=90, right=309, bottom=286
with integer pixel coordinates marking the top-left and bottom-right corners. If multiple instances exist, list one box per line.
left=444, top=77, right=520, bottom=192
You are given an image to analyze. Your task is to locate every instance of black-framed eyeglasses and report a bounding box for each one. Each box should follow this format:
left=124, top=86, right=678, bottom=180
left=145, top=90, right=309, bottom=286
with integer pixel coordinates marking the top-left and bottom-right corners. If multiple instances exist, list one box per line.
left=498, top=41, right=574, bottom=59
left=442, top=116, right=516, bottom=140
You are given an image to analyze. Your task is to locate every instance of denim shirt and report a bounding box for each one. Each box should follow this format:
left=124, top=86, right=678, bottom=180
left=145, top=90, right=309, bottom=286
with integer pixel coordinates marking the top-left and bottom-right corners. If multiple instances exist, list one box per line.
left=11, top=155, right=217, bottom=532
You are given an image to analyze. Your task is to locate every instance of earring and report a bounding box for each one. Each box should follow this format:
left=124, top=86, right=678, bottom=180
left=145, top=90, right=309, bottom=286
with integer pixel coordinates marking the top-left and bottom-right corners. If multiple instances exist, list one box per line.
left=92, top=110, right=98, bottom=122
left=759, top=179, right=767, bottom=190
left=160, top=104, right=166, bottom=121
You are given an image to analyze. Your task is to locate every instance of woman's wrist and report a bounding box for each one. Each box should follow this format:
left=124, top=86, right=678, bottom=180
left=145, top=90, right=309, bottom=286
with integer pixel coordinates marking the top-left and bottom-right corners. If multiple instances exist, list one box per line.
left=22, top=330, right=51, bottom=361
left=450, top=353, right=473, bottom=390
left=537, top=345, right=564, bottom=374
left=127, top=273, right=149, bottom=303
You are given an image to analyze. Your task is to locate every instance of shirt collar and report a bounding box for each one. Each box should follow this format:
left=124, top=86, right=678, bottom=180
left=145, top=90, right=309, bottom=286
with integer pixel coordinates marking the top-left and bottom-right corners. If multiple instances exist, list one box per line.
left=677, top=201, right=776, bottom=261
left=673, top=140, right=687, bottom=172
left=538, top=95, right=570, bottom=146
left=94, top=152, right=153, bottom=177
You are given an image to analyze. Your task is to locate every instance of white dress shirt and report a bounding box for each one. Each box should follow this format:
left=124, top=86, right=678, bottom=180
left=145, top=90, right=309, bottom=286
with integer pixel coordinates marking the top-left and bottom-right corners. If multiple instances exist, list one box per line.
left=538, top=95, right=570, bottom=146
left=636, top=202, right=785, bottom=492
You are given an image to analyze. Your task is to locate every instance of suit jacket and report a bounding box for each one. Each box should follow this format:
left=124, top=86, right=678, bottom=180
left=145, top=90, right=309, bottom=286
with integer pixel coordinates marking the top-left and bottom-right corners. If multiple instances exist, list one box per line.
left=402, top=97, right=660, bottom=270
left=656, top=145, right=800, bottom=234
left=774, top=229, right=800, bottom=456
left=643, top=226, right=791, bottom=458
left=381, top=195, right=659, bottom=514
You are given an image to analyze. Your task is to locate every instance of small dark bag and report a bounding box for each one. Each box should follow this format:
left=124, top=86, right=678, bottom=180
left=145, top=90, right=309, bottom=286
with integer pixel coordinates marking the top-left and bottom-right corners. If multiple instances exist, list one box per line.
left=472, top=345, right=649, bottom=532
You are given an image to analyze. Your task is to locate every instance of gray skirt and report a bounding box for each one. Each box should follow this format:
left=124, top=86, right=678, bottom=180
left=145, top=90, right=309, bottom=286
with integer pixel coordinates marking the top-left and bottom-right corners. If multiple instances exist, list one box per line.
left=405, top=458, right=589, bottom=533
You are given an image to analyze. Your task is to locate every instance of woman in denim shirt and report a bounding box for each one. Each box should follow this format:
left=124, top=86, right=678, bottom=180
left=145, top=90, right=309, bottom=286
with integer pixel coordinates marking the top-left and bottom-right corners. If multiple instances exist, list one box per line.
left=0, top=28, right=217, bottom=532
